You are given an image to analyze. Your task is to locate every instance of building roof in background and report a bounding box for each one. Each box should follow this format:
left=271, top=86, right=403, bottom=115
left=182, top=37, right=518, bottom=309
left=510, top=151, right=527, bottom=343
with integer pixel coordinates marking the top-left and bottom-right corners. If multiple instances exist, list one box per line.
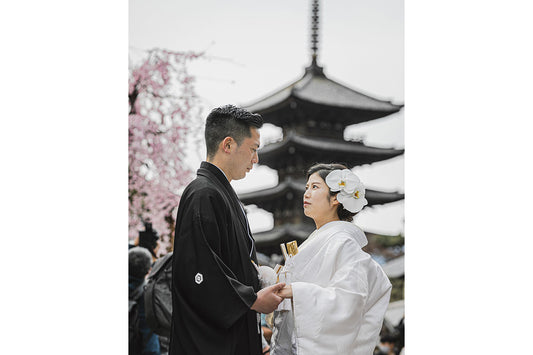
left=382, top=254, right=405, bottom=279
left=257, top=131, right=404, bottom=170
left=245, top=63, right=403, bottom=125
left=239, top=176, right=404, bottom=209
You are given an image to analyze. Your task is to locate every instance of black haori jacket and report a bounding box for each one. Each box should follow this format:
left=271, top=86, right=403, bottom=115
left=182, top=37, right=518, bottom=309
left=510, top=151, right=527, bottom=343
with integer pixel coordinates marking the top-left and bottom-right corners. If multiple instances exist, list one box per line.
left=169, top=162, right=262, bottom=355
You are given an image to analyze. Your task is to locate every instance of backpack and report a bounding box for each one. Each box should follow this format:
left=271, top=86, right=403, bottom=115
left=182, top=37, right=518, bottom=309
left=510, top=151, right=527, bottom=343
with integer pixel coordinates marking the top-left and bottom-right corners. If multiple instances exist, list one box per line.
left=129, top=282, right=145, bottom=355
left=144, top=252, right=173, bottom=337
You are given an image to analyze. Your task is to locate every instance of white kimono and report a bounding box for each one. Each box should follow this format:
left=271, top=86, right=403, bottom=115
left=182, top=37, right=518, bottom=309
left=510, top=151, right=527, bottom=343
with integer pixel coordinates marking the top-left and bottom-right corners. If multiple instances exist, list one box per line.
left=271, top=221, right=392, bottom=355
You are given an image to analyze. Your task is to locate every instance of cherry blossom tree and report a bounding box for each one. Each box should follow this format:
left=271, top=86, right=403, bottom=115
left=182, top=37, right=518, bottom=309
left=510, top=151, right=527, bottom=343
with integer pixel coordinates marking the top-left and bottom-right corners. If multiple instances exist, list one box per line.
left=129, top=48, right=204, bottom=252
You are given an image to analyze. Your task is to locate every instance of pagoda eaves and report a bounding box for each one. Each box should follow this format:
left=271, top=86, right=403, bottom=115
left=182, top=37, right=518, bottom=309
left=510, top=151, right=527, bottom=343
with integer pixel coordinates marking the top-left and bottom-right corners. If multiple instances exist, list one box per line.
left=258, top=132, right=404, bottom=173
left=244, top=64, right=403, bottom=129
left=238, top=177, right=404, bottom=211
left=252, top=223, right=315, bottom=255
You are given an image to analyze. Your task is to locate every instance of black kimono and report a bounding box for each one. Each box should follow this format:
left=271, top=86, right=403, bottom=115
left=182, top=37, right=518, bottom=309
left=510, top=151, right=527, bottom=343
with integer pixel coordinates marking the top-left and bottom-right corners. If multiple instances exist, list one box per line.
left=169, top=162, right=262, bottom=355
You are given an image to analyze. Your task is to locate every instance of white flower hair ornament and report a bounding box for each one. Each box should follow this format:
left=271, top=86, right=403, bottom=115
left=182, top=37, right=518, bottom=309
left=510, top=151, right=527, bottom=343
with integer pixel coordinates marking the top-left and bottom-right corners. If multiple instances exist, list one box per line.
left=325, top=169, right=368, bottom=213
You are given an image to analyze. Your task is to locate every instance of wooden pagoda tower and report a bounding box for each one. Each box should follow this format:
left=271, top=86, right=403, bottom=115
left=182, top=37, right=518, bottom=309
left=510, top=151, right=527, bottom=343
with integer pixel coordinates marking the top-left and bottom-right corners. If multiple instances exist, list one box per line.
left=240, top=0, right=404, bottom=255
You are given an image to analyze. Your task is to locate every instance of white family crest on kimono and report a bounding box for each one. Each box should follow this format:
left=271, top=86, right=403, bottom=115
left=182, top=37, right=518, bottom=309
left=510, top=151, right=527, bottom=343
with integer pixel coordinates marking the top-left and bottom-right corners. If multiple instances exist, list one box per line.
left=270, top=221, right=392, bottom=355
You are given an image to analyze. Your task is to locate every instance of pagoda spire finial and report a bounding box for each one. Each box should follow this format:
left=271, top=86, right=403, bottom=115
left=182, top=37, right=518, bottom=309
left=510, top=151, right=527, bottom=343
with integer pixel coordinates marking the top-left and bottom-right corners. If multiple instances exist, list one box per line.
left=306, top=0, right=324, bottom=76
left=310, top=0, right=320, bottom=65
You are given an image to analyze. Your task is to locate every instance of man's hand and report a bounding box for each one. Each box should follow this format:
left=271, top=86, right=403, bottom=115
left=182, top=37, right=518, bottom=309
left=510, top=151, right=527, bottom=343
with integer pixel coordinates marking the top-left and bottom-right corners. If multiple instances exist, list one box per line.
left=251, top=283, right=286, bottom=313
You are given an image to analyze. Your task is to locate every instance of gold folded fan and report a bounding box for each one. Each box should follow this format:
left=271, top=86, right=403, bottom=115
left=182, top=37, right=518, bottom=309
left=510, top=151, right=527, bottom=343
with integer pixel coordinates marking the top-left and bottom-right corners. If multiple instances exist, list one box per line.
left=286, top=240, right=299, bottom=256
left=280, top=240, right=299, bottom=260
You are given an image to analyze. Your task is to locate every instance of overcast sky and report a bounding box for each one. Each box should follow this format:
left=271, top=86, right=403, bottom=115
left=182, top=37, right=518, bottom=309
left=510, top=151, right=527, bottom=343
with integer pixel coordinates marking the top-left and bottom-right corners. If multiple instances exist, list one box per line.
left=129, top=0, right=405, bottom=235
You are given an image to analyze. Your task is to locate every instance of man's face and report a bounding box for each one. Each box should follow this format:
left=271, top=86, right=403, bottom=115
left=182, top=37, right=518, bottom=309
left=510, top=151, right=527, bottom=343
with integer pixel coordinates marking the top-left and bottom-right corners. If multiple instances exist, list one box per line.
left=228, top=127, right=260, bottom=181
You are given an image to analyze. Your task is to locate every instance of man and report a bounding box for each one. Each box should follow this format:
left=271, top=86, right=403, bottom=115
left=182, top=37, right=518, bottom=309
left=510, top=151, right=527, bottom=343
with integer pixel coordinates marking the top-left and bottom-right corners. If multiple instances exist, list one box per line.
left=138, top=222, right=160, bottom=263
left=129, top=247, right=161, bottom=355
left=374, top=335, right=396, bottom=355
left=169, top=105, right=285, bottom=355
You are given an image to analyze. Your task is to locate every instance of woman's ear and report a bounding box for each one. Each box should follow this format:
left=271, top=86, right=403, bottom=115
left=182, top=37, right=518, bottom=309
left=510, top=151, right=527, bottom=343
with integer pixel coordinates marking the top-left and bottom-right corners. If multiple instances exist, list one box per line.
left=330, top=194, right=340, bottom=206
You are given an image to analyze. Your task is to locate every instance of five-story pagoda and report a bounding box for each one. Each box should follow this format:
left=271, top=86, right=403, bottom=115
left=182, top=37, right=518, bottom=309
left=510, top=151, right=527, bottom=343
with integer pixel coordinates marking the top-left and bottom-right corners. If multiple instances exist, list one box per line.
left=239, top=0, right=404, bottom=255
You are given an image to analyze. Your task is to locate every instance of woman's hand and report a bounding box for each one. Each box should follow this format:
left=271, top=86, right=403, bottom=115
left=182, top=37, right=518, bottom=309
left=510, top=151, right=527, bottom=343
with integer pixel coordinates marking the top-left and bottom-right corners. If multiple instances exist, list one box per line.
left=277, top=285, right=293, bottom=299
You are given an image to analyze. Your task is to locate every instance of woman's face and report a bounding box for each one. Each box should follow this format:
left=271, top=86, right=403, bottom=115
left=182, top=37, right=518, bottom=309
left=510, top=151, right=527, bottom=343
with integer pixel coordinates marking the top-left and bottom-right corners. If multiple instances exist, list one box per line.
left=303, top=172, right=338, bottom=221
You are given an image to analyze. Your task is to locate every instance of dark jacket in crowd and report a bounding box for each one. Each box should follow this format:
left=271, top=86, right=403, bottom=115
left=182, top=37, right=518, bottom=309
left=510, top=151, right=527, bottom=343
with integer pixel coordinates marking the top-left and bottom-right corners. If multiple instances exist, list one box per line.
left=129, top=275, right=161, bottom=355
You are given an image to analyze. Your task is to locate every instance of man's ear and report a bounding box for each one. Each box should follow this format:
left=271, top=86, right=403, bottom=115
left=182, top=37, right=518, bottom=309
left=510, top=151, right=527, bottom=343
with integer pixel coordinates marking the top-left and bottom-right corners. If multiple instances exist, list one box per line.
left=221, top=137, right=234, bottom=154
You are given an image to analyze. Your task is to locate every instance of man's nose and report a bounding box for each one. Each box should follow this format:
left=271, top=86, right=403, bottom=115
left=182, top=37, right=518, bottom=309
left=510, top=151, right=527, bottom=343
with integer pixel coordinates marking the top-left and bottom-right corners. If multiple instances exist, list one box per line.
left=252, top=151, right=259, bottom=164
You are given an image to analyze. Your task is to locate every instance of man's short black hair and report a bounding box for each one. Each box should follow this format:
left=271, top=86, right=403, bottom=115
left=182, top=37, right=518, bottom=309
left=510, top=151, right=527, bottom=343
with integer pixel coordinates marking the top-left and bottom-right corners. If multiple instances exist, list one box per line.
left=129, top=247, right=152, bottom=279
left=205, top=104, right=263, bottom=159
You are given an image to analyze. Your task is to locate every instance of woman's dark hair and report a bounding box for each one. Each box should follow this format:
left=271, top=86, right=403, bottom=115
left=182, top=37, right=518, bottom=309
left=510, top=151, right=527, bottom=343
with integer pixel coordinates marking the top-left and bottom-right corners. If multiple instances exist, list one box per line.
left=306, top=163, right=357, bottom=222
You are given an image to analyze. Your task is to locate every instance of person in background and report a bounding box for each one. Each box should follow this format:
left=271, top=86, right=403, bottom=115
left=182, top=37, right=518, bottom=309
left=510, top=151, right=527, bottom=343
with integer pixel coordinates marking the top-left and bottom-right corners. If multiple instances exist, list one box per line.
left=374, top=335, right=395, bottom=355
left=129, top=246, right=161, bottom=355
left=138, top=222, right=160, bottom=263
left=261, top=330, right=270, bottom=355
left=261, top=313, right=273, bottom=343
left=393, top=317, right=404, bottom=355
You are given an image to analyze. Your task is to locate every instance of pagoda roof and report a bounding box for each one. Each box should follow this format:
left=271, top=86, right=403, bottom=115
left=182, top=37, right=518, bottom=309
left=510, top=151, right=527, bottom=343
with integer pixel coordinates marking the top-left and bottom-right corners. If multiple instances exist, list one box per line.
left=253, top=223, right=315, bottom=248
left=381, top=255, right=405, bottom=279
left=253, top=223, right=404, bottom=256
left=258, top=132, right=404, bottom=169
left=239, top=177, right=404, bottom=210
left=244, top=63, right=403, bottom=126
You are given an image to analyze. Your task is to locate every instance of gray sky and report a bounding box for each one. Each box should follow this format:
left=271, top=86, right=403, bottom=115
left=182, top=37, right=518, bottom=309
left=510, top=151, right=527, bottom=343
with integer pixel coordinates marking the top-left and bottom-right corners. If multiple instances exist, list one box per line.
left=129, top=0, right=405, bottom=235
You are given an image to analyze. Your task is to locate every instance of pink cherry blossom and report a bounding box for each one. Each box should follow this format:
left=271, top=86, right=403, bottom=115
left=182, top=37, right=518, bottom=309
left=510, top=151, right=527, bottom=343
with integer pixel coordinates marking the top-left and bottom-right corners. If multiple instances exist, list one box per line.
left=129, top=48, right=204, bottom=254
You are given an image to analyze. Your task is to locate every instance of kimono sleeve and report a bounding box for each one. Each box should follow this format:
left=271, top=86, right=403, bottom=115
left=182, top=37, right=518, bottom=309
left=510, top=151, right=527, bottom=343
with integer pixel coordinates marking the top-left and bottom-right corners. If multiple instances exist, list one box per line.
left=291, top=236, right=371, bottom=353
left=173, top=189, right=257, bottom=329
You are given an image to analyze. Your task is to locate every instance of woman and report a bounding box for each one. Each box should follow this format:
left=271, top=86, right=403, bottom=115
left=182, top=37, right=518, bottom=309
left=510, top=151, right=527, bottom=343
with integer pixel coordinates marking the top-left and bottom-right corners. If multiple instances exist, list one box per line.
left=270, top=163, right=392, bottom=355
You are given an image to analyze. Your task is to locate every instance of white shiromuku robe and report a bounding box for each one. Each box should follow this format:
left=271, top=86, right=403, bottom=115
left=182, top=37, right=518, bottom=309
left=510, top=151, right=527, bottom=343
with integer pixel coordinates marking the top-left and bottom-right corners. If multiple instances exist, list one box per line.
left=270, top=221, right=392, bottom=355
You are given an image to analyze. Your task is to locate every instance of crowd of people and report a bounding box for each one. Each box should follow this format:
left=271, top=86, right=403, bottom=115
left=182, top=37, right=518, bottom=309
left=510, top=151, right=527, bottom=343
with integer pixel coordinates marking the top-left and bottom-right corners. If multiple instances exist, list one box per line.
left=128, top=223, right=164, bottom=355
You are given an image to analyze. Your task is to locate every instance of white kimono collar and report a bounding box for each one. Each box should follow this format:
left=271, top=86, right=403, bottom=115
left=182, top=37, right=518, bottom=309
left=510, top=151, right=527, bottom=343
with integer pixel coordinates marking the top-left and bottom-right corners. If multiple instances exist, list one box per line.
left=317, top=221, right=368, bottom=248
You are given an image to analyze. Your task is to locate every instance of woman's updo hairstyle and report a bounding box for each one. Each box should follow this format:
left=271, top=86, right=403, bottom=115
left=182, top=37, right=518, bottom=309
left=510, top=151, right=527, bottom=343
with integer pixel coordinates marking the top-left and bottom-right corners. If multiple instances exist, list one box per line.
left=306, top=163, right=357, bottom=222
